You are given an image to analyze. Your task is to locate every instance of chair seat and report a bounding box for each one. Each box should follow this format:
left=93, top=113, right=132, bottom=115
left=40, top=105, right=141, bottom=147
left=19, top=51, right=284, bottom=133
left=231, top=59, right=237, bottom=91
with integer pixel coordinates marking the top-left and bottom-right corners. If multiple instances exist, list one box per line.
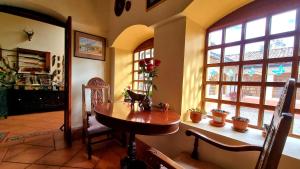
left=174, top=152, right=223, bottom=169
left=87, top=115, right=112, bottom=136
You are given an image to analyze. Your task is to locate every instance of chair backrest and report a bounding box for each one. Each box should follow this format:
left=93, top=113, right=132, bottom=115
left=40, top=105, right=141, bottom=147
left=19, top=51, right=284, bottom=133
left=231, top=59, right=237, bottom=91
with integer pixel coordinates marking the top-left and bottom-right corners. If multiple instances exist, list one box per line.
left=255, top=79, right=295, bottom=169
left=82, top=77, right=111, bottom=133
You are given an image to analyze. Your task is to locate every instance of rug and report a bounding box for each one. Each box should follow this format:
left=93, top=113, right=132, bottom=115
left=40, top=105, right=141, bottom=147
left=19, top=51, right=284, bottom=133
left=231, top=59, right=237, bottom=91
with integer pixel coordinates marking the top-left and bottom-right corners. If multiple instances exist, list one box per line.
left=0, top=132, right=8, bottom=143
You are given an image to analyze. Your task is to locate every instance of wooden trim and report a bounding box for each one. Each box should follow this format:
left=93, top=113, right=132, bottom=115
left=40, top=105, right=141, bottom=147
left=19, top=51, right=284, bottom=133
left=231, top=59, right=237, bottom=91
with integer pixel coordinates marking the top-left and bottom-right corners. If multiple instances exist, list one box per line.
left=134, top=38, right=154, bottom=53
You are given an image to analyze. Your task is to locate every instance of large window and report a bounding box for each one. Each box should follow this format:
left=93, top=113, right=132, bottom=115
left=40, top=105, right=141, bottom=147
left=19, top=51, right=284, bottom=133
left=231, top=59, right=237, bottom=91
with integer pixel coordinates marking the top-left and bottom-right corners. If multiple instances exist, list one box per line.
left=203, top=7, right=300, bottom=137
left=132, top=38, right=154, bottom=94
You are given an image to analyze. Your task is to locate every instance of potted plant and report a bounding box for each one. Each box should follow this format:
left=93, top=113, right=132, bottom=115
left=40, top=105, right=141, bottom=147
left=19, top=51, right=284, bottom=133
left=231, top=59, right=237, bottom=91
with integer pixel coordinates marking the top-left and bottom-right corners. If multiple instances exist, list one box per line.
left=232, top=116, right=249, bottom=132
left=122, top=85, right=131, bottom=102
left=189, top=108, right=205, bottom=123
left=210, top=109, right=229, bottom=127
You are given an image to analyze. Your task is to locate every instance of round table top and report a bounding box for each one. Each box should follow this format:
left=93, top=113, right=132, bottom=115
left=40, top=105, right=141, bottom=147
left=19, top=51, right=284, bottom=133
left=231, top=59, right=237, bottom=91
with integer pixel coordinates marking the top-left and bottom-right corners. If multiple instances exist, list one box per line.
left=94, top=102, right=180, bottom=135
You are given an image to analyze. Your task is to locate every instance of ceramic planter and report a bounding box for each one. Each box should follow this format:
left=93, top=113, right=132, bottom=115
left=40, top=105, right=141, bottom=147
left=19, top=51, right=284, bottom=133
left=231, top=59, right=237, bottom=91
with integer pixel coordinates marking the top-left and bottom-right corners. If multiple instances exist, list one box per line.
left=210, top=109, right=229, bottom=127
left=232, top=116, right=249, bottom=132
left=190, top=111, right=202, bottom=123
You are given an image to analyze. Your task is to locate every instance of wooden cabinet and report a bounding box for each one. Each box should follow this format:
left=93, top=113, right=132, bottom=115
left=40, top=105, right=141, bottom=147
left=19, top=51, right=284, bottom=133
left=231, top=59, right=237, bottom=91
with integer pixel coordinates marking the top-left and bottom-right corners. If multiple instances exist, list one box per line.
left=7, top=90, right=65, bottom=115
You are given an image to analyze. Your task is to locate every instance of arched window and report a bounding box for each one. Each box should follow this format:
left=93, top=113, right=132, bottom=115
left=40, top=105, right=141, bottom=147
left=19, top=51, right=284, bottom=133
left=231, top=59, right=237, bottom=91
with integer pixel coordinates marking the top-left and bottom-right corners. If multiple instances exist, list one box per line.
left=132, top=38, right=154, bottom=94
left=202, top=0, right=300, bottom=137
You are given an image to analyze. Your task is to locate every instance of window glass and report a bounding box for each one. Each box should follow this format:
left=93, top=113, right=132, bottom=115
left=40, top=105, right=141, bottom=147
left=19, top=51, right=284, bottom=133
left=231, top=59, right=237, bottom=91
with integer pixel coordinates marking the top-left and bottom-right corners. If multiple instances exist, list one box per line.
left=206, top=67, right=220, bottom=81
left=139, top=51, right=145, bottom=60
left=134, top=52, right=139, bottom=60
left=133, top=72, right=138, bottom=80
left=295, top=88, right=300, bottom=109
left=221, top=104, right=236, bottom=120
left=222, top=66, right=239, bottom=81
left=225, top=24, right=242, bottom=43
left=205, top=102, right=218, bottom=116
left=263, top=110, right=274, bottom=125
left=138, top=82, right=144, bottom=91
left=244, top=41, right=264, bottom=61
left=205, top=85, right=219, bottom=99
left=208, top=30, right=222, bottom=46
left=240, top=86, right=261, bottom=104
left=265, top=87, right=284, bottom=106
left=269, top=37, right=294, bottom=58
left=267, top=62, right=292, bottom=82
left=242, top=64, right=263, bottom=82
left=221, top=85, right=238, bottom=101
left=145, top=49, right=151, bottom=58
left=271, top=10, right=296, bottom=34
left=207, top=48, right=221, bottom=64
left=246, top=18, right=266, bottom=39
left=240, top=107, right=259, bottom=125
left=293, top=114, right=300, bottom=135
left=224, top=45, right=240, bottom=62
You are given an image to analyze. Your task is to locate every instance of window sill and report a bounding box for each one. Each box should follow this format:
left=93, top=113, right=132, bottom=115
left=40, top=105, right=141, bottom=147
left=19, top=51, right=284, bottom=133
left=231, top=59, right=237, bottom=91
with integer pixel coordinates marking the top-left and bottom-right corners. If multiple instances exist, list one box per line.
left=182, top=118, right=300, bottom=160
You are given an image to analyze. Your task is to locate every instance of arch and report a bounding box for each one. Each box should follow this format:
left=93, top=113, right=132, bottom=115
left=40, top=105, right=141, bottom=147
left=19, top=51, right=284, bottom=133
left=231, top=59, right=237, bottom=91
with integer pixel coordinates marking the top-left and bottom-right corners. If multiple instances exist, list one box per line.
left=112, top=24, right=154, bottom=51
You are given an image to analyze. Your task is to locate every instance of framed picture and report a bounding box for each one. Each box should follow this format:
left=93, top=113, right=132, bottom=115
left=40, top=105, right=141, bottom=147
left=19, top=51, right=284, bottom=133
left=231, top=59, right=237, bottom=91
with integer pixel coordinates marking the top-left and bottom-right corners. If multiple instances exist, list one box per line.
left=146, top=0, right=166, bottom=11
left=74, top=31, right=106, bottom=61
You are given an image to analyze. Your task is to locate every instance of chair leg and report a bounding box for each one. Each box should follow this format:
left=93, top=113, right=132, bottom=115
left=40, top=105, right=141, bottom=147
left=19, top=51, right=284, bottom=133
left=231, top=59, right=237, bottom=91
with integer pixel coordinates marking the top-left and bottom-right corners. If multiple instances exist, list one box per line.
left=87, top=137, right=92, bottom=160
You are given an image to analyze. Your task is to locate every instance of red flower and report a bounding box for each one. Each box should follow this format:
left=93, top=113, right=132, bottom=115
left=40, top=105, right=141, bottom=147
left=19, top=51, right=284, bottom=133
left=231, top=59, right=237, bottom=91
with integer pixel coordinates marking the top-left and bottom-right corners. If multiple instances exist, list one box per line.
left=146, top=64, right=154, bottom=72
left=154, top=59, right=161, bottom=66
left=139, top=60, right=145, bottom=67
left=144, top=58, right=151, bottom=64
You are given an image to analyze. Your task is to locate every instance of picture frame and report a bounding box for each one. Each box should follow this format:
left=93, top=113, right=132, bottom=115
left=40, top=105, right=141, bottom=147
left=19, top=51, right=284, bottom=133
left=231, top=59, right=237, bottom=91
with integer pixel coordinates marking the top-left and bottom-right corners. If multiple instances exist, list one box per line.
left=146, top=0, right=166, bottom=11
left=74, top=31, right=106, bottom=61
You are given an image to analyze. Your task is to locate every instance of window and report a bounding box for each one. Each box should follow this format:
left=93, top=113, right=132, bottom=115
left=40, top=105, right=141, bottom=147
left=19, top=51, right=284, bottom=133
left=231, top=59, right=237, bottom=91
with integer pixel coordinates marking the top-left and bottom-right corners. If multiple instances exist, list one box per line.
left=132, top=38, right=154, bottom=94
left=203, top=7, right=300, bottom=136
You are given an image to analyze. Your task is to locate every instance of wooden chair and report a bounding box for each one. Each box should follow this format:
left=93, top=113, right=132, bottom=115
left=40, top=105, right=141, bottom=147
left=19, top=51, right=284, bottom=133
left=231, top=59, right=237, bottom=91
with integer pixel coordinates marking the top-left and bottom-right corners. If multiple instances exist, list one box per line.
left=82, top=77, right=114, bottom=159
left=145, top=78, right=295, bottom=169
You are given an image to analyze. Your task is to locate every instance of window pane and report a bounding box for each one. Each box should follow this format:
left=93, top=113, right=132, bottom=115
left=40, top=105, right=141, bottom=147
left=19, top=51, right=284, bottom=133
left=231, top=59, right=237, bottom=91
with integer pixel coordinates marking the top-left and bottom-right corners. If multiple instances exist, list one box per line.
left=134, top=52, right=139, bottom=60
left=207, top=67, right=220, bottom=81
left=240, top=86, right=261, bottom=104
left=222, top=66, right=239, bottom=81
left=207, top=48, right=221, bottom=64
left=133, top=82, right=138, bottom=90
left=221, top=104, right=236, bottom=120
left=295, top=88, right=300, bottom=109
left=271, top=10, right=296, bottom=35
left=138, top=73, right=144, bottom=80
left=293, top=114, right=300, bottom=135
left=139, top=51, right=145, bottom=59
left=133, top=72, right=138, bottom=80
left=240, top=107, right=259, bottom=125
left=205, top=102, right=218, bottom=116
left=221, top=85, right=238, bottom=101
left=269, top=37, right=294, bottom=58
left=208, top=30, right=222, bottom=46
left=151, top=49, right=154, bottom=57
left=244, top=41, right=264, bottom=61
left=246, top=18, right=266, bottom=39
left=134, top=62, right=139, bottom=70
left=145, top=49, right=151, bottom=58
left=267, top=62, right=292, bottom=82
left=206, top=84, right=219, bottom=99
left=263, top=110, right=274, bottom=125
left=224, top=45, right=240, bottom=62
left=225, top=24, right=242, bottom=43
left=138, top=82, right=144, bottom=91
left=265, top=87, right=283, bottom=106
left=242, top=64, right=263, bottom=82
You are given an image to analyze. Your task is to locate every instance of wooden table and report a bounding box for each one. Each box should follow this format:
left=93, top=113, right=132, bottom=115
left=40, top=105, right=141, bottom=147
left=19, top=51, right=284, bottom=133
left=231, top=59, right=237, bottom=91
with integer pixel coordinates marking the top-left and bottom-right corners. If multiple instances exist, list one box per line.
left=94, top=102, right=180, bottom=169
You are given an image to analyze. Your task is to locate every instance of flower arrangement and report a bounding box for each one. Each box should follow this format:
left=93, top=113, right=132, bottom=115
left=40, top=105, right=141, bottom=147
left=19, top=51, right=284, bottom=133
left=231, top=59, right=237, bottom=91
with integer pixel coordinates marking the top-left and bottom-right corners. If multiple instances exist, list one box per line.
left=138, top=58, right=161, bottom=97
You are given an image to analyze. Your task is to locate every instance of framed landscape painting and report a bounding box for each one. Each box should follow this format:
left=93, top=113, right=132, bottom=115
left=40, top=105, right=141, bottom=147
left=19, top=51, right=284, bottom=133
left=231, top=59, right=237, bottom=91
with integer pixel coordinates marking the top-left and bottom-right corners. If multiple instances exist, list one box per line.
left=74, top=31, right=106, bottom=61
left=146, top=0, right=166, bottom=11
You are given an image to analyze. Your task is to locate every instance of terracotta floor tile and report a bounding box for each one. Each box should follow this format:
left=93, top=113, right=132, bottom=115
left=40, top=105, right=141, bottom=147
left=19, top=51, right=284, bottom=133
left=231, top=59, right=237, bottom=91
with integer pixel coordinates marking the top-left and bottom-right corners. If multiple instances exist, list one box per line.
left=24, top=135, right=54, bottom=147
left=3, top=144, right=33, bottom=160
left=64, top=149, right=98, bottom=168
left=0, top=147, right=8, bottom=161
left=0, top=162, right=29, bottom=169
left=3, top=146, right=53, bottom=163
left=26, top=164, right=60, bottom=169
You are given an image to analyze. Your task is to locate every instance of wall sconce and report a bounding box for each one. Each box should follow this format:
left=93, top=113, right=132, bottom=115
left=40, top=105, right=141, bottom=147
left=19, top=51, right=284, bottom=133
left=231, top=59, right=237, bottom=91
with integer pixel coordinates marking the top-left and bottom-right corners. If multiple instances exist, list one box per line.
left=23, top=28, right=34, bottom=41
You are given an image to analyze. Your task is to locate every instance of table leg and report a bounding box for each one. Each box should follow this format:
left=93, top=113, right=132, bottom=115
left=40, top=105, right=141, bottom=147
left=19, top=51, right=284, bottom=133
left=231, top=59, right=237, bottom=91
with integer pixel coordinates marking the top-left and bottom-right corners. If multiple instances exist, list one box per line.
left=121, top=131, right=147, bottom=169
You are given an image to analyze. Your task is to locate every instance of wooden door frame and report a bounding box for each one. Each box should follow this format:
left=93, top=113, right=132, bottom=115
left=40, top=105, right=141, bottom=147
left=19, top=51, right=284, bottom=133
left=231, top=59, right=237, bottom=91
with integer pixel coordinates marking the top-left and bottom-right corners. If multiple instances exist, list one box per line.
left=0, top=5, right=72, bottom=144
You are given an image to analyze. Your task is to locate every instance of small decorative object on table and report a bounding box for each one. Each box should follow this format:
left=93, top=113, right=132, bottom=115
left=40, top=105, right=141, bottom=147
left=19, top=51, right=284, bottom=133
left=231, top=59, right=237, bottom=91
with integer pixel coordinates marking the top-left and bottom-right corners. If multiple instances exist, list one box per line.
left=137, top=58, right=161, bottom=111
left=262, top=124, right=270, bottom=137
left=158, top=102, right=169, bottom=112
left=127, top=90, right=146, bottom=108
left=189, top=108, right=205, bottom=123
left=232, top=116, right=249, bottom=132
left=210, top=109, right=229, bottom=127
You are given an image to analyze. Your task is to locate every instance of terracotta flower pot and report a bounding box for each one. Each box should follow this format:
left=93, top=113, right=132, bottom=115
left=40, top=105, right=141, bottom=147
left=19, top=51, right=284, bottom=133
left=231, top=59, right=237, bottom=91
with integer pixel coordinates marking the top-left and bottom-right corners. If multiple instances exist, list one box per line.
left=232, top=116, right=249, bottom=132
left=190, top=111, right=202, bottom=123
left=211, top=109, right=228, bottom=127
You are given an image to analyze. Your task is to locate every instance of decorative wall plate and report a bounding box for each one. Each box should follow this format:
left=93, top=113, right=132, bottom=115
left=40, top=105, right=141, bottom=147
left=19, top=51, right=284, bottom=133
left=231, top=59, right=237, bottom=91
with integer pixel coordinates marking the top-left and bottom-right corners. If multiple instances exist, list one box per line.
left=114, top=0, right=125, bottom=16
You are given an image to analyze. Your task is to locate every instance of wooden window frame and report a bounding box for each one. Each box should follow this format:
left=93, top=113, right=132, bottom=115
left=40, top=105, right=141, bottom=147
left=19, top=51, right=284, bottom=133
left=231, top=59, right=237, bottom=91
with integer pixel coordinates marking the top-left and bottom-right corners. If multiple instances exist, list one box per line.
left=201, top=0, right=300, bottom=138
left=132, top=38, right=154, bottom=93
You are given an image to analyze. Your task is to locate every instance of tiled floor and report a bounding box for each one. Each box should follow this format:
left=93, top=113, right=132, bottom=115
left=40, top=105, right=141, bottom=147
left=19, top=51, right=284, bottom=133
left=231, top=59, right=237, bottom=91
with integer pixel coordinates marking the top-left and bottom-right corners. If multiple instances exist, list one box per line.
left=0, top=131, right=127, bottom=169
